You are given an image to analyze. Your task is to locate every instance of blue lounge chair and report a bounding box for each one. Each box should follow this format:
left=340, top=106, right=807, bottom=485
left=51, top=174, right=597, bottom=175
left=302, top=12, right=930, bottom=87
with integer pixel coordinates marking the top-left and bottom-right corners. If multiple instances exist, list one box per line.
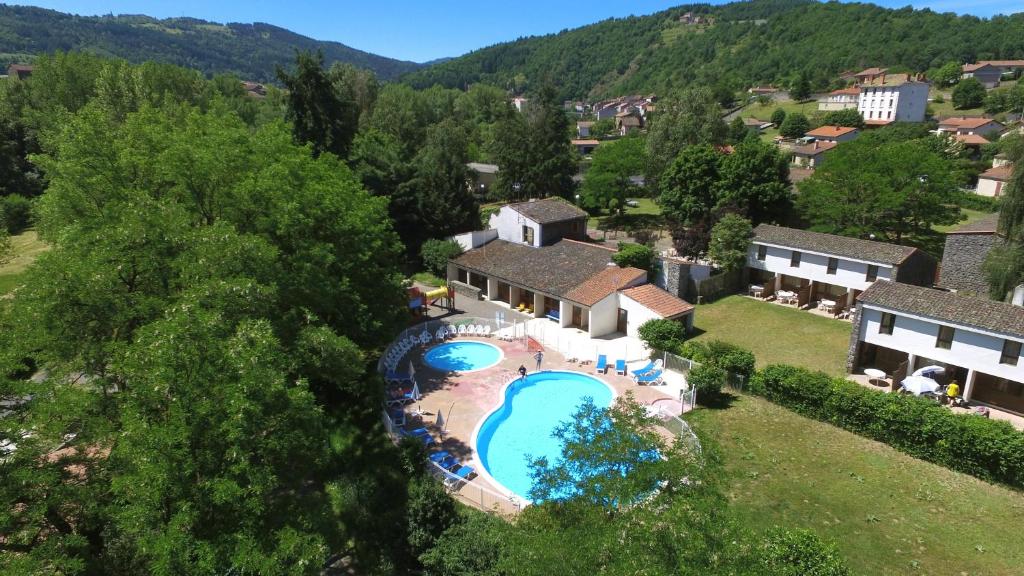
left=615, top=359, right=626, bottom=375
left=444, top=464, right=475, bottom=488
left=595, top=355, right=608, bottom=374
left=630, top=360, right=655, bottom=377
left=402, top=427, right=436, bottom=446
left=428, top=450, right=450, bottom=464
left=634, top=369, right=663, bottom=385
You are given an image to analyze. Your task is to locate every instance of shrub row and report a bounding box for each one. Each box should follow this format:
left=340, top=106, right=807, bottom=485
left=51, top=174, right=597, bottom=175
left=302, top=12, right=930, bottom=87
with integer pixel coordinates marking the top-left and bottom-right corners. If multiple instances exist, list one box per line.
left=680, top=340, right=756, bottom=380
left=750, top=364, right=1024, bottom=488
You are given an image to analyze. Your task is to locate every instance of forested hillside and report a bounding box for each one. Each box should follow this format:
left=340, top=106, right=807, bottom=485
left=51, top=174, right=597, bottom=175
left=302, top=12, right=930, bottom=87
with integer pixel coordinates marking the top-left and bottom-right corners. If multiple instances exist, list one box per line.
left=404, top=0, right=1024, bottom=99
left=0, top=4, right=421, bottom=81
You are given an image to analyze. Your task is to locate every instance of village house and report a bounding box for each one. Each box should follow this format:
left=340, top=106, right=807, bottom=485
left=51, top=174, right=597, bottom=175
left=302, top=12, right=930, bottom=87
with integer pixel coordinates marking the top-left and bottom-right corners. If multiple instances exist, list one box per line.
left=853, top=67, right=888, bottom=84
left=571, top=139, right=600, bottom=155
left=743, top=117, right=774, bottom=132
left=512, top=97, right=529, bottom=113
left=977, top=60, right=1024, bottom=79
left=615, top=111, right=642, bottom=135
left=818, top=87, right=860, bottom=111
left=938, top=213, right=1002, bottom=297
left=937, top=117, right=1005, bottom=138
left=241, top=81, right=267, bottom=98
left=6, top=63, right=33, bottom=80
left=857, top=73, right=929, bottom=124
left=576, top=121, right=594, bottom=138
left=746, top=224, right=936, bottom=315
left=961, top=63, right=1003, bottom=88
left=805, top=125, right=860, bottom=143
left=976, top=165, right=1014, bottom=197
left=849, top=281, right=1024, bottom=415
left=447, top=198, right=695, bottom=337
left=790, top=140, right=837, bottom=168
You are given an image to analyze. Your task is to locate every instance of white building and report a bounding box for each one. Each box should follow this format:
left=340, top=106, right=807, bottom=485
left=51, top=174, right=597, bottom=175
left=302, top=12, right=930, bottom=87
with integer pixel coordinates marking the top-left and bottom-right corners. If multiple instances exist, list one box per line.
left=977, top=165, right=1013, bottom=198
left=850, top=281, right=1024, bottom=415
left=818, top=87, right=860, bottom=111
left=936, top=117, right=1004, bottom=138
left=856, top=73, right=929, bottom=124
left=747, top=224, right=935, bottom=314
left=448, top=198, right=694, bottom=337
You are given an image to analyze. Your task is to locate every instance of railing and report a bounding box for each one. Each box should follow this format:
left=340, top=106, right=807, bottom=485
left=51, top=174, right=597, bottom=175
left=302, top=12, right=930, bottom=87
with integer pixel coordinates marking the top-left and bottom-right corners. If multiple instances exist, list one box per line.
left=658, top=349, right=745, bottom=395
left=426, top=460, right=523, bottom=517
left=522, top=319, right=649, bottom=362
left=377, top=316, right=512, bottom=375
left=646, top=403, right=702, bottom=458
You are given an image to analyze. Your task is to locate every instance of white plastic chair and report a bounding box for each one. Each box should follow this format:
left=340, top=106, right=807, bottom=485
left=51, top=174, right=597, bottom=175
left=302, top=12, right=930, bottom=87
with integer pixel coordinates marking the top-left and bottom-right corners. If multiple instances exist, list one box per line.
left=457, top=324, right=467, bottom=336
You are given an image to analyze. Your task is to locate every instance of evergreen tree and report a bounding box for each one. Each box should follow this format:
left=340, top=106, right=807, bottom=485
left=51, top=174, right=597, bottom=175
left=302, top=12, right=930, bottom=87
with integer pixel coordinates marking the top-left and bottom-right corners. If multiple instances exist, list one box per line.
left=492, top=84, right=575, bottom=200
left=277, top=50, right=359, bottom=158
left=790, top=72, right=812, bottom=102
left=645, top=88, right=727, bottom=191
left=952, top=77, right=986, bottom=110
left=771, top=108, right=787, bottom=127
left=779, top=112, right=810, bottom=138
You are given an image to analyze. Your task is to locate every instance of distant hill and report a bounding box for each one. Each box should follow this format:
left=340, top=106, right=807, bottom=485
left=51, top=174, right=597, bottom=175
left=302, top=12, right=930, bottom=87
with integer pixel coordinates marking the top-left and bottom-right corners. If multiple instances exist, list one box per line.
left=402, top=0, right=1024, bottom=99
left=0, top=4, right=422, bottom=81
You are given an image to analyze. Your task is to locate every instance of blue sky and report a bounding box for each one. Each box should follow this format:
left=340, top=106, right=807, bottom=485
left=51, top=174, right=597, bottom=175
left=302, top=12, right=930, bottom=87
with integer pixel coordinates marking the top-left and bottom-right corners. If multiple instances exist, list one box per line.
left=10, top=1, right=1023, bottom=62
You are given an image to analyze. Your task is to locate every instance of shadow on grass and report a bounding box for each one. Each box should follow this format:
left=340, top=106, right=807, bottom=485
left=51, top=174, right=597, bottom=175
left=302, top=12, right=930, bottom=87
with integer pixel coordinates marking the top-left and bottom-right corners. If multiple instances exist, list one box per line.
left=697, top=391, right=739, bottom=410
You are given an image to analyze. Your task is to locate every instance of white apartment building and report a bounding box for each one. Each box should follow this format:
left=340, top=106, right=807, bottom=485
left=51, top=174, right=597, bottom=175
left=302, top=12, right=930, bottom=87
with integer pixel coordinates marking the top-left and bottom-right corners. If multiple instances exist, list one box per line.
left=850, top=281, right=1024, bottom=415
left=747, top=225, right=935, bottom=313
left=817, top=87, right=860, bottom=111
left=856, top=73, right=929, bottom=124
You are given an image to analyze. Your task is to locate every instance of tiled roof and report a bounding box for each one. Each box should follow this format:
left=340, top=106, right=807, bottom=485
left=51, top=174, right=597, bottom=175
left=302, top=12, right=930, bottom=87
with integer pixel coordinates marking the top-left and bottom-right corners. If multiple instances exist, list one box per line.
left=962, top=63, right=995, bottom=72
left=564, top=266, right=646, bottom=306
left=980, top=165, right=1013, bottom=182
left=858, top=281, right=1024, bottom=339
left=861, top=73, right=922, bottom=87
left=954, top=134, right=990, bottom=146
left=452, top=239, right=614, bottom=297
left=939, top=116, right=1002, bottom=129
left=577, top=121, right=595, bottom=127
left=572, top=139, right=601, bottom=146
left=619, top=116, right=641, bottom=126
left=855, top=67, right=888, bottom=76
left=864, top=119, right=894, bottom=126
left=753, top=224, right=919, bottom=266
left=828, top=87, right=861, bottom=96
left=508, top=198, right=588, bottom=224
left=947, top=213, right=1000, bottom=235
left=806, top=125, right=857, bottom=138
left=979, top=60, right=1024, bottom=68
left=620, top=284, right=694, bottom=318
left=791, top=141, right=838, bottom=156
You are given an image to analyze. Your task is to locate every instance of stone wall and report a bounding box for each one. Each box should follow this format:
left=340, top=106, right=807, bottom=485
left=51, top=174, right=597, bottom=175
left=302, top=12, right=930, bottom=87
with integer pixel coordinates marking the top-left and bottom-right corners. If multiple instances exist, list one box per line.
left=846, top=306, right=864, bottom=373
left=893, top=249, right=937, bottom=287
left=938, top=233, right=1003, bottom=296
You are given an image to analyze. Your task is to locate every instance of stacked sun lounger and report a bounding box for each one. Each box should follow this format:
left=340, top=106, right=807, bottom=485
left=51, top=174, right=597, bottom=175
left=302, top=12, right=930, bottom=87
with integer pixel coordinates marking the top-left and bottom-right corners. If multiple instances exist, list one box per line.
left=428, top=450, right=476, bottom=488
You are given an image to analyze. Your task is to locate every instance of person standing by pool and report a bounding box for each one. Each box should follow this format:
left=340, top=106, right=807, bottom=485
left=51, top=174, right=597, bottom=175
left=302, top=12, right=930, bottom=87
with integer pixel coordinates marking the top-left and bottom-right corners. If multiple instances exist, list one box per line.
left=518, top=364, right=527, bottom=382
left=534, top=350, right=544, bottom=371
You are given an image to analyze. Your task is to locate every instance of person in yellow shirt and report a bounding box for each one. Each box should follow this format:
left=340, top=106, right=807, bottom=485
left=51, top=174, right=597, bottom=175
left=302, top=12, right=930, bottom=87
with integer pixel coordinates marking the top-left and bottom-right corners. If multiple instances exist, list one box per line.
left=946, top=381, right=960, bottom=405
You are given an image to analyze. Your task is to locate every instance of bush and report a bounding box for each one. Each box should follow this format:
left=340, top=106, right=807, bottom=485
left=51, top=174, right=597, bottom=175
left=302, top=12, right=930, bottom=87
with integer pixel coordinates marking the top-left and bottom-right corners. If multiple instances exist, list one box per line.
left=420, top=239, right=463, bottom=276
left=0, top=194, right=33, bottom=234
left=779, top=113, right=810, bottom=139
left=688, top=364, right=726, bottom=401
left=750, top=364, right=1024, bottom=487
left=955, top=191, right=1001, bottom=213
left=761, top=528, right=850, bottom=576
left=680, top=339, right=756, bottom=379
left=770, top=108, right=786, bottom=127
left=952, top=77, right=985, bottom=110
left=612, top=242, right=656, bottom=273
left=637, top=318, right=687, bottom=352
left=932, top=94, right=945, bottom=104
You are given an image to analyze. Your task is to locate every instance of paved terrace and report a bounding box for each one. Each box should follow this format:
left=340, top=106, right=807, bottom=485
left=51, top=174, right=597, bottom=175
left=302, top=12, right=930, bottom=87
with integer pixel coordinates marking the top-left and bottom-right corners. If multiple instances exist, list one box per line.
left=400, top=291, right=687, bottom=511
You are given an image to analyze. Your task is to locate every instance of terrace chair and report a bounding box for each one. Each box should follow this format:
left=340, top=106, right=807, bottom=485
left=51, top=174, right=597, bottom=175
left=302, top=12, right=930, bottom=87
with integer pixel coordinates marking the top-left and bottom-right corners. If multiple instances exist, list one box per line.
left=457, top=324, right=467, bottom=336
left=429, top=451, right=458, bottom=471
left=446, top=325, right=457, bottom=339
left=482, top=325, right=492, bottom=338
left=615, top=359, right=627, bottom=375
left=594, top=355, right=608, bottom=374
left=630, top=360, right=656, bottom=377
left=401, top=426, right=436, bottom=447
left=388, top=408, right=406, bottom=427
left=635, top=369, right=664, bottom=386
left=385, top=370, right=414, bottom=386
left=420, top=331, right=432, bottom=344
left=444, top=464, right=475, bottom=489
left=436, top=328, right=447, bottom=341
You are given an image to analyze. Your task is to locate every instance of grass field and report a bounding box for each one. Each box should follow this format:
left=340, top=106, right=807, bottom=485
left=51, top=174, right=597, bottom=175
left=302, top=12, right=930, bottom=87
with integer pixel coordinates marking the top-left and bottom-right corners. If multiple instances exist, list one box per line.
left=933, top=208, right=992, bottom=234
left=0, top=230, right=47, bottom=295
left=689, top=295, right=851, bottom=376
left=689, top=396, right=1024, bottom=576
left=587, top=197, right=662, bottom=230
left=744, top=99, right=820, bottom=122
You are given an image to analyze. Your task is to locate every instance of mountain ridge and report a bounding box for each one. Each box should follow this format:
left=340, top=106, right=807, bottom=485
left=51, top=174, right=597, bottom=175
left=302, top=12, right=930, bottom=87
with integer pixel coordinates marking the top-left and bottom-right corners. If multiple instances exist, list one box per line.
left=0, top=4, right=422, bottom=81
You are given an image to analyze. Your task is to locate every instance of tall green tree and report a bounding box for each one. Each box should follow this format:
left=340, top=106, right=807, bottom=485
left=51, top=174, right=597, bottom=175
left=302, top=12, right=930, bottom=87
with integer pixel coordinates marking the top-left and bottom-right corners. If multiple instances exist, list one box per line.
left=931, top=61, right=962, bottom=86
left=984, top=137, right=1024, bottom=299
left=579, top=136, right=645, bottom=212
left=716, top=139, right=791, bottom=224
left=790, top=72, right=812, bottom=102
left=659, top=144, right=721, bottom=226
left=779, top=112, right=810, bottom=138
left=952, top=77, right=986, bottom=110
left=708, top=214, right=754, bottom=272
left=277, top=51, right=359, bottom=158
left=645, top=88, right=727, bottom=191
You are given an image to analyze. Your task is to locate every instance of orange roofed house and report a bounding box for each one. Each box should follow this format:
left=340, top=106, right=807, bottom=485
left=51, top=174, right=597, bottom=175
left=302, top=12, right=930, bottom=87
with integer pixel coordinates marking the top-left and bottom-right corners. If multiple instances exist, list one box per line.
left=446, top=198, right=695, bottom=336
left=805, top=125, right=860, bottom=143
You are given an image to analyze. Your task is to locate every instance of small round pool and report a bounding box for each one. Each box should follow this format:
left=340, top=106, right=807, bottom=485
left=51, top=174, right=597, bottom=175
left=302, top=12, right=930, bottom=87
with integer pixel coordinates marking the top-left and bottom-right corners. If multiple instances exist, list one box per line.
left=423, top=341, right=503, bottom=372
left=474, top=371, right=614, bottom=501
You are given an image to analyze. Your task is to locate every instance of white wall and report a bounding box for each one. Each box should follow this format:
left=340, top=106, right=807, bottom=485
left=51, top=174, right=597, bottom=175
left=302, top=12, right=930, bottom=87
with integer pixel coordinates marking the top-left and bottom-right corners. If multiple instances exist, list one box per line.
left=490, top=206, right=541, bottom=247
left=617, top=293, right=662, bottom=338
left=857, top=83, right=928, bottom=123
left=859, top=306, right=1024, bottom=382
left=748, top=243, right=893, bottom=291
left=976, top=177, right=1005, bottom=198
left=559, top=300, right=573, bottom=328
left=451, top=229, right=498, bottom=251
left=589, top=293, right=619, bottom=337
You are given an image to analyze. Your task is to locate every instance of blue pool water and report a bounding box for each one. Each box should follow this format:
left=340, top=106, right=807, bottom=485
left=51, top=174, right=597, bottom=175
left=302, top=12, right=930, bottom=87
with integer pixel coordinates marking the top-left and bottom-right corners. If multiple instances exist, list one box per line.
left=423, top=341, right=503, bottom=372
left=475, top=371, right=614, bottom=501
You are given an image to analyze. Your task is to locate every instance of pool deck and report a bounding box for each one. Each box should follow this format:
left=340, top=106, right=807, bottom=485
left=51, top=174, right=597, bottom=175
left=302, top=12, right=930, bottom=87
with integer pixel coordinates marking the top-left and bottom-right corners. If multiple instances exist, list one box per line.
left=397, top=334, right=683, bottom=508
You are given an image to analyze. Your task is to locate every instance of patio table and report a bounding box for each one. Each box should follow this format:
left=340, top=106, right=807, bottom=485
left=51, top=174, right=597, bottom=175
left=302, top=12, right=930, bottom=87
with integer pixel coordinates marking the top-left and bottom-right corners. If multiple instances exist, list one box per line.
left=864, top=368, right=887, bottom=386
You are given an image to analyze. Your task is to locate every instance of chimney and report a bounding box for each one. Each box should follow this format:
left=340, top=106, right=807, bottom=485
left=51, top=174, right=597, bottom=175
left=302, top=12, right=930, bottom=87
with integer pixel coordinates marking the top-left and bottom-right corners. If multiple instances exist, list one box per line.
left=1013, top=284, right=1024, bottom=307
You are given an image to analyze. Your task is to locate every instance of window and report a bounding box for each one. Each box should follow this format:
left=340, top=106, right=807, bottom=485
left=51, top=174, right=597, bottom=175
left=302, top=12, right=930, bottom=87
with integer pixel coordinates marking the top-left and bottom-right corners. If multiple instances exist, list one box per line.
left=879, top=312, right=895, bottom=335
left=1001, top=340, right=1022, bottom=366
left=826, top=257, right=838, bottom=275
left=887, top=110, right=892, bottom=119
left=866, top=265, right=879, bottom=281
left=522, top=225, right=534, bottom=245
left=790, top=251, right=801, bottom=267
left=757, top=245, right=767, bottom=261
left=935, top=325, right=954, bottom=350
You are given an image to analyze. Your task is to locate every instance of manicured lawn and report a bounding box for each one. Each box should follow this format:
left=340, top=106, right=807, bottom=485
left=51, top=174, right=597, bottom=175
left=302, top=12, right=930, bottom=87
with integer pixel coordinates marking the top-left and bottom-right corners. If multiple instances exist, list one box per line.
left=0, top=230, right=48, bottom=295
left=410, top=271, right=444, bottom=287
left=587, top=198, right=663, bottom=230
left=689, top=295, right=851, bottom=376
left=744, top=99, right=819, bottom=122
left=933, top=208, right=992, bottom=234
left=689, top=396, right=1024, bottom=576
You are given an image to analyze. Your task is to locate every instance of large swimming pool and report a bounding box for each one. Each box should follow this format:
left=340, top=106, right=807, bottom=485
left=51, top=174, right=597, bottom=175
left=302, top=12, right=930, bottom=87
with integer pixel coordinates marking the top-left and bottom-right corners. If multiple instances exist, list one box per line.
left=474, top=371, right=614, bottom=501
left=423, top=341, right=503, bottom=372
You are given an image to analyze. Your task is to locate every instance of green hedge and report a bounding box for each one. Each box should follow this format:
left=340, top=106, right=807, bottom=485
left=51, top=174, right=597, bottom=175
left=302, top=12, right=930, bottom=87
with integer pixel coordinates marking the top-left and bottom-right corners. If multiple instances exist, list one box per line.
left=680, top=340, right=756, bottom=379
left=750, top=364, right=1024, bottom=487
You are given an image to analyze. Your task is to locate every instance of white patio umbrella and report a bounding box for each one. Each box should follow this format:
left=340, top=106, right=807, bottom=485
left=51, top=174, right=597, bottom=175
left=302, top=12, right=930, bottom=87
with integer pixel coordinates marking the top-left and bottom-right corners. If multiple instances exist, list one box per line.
left=912, top=365, right=946, bottom=377
left=901, top=375, right=940, bottom=396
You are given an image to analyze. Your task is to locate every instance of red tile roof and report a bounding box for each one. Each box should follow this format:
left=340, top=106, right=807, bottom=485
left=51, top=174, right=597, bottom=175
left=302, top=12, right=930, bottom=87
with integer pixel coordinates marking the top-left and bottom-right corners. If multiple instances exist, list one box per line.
left=564, top=266, right=646, bottom=306
left=954, top=133, right=990, bottom=145
left=572, top=139, right=600, bottom=145
left=828, top=87, right=860, bottom=96
left=864, top=119, right=894, bottom=126
left=961, top=63, right=995, bottom=72
left=939, top=116, right=1002, bottom=129
left=855, top=67, right=888, bottom=77
left=979, top=60, right=1024, bottom=68
left=805, top=125, right=857, bottom=138
left=980, top=165, right=1013, bottom=182
left=792, top=140, right=838, bottom=156
left=619, top=284, right=694, bottom=319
